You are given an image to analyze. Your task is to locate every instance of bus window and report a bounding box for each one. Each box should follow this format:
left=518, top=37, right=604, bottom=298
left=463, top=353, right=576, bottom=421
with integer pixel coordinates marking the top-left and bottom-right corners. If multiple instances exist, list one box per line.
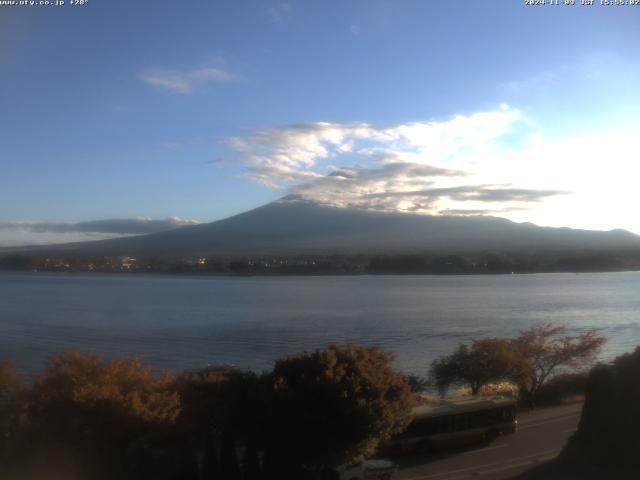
left=453, top=414, right=467, bottom=431
left=469, top=410, right=480, bottom=426
left=502, top=407, right=515, bottom=421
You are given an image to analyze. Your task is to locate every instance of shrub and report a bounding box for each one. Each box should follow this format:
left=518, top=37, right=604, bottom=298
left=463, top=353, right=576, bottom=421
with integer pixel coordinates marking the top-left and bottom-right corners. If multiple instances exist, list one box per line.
left=263, top=344, right=415, bottom=476
left=534, top=372, right=588, bottom=407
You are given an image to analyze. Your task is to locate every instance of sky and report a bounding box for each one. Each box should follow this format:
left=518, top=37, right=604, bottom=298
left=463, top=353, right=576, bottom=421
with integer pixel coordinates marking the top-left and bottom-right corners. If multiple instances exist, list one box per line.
left=1, top=0, right=640, bottom=246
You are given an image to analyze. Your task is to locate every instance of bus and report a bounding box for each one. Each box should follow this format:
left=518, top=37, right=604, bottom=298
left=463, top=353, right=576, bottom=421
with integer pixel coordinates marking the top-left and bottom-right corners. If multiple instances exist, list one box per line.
left=384, top=395, right=517, bottom=454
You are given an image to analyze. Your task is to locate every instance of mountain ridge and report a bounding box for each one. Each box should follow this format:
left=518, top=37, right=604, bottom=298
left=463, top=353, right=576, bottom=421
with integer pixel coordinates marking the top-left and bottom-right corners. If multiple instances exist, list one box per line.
left=4, top=200, right=640, bottom=259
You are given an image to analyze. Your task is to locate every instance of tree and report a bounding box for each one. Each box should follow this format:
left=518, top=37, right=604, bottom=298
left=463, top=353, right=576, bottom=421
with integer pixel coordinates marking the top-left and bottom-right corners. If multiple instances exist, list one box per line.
left=429, top=338, right=515, bottom=396
left=176, top=367, right=263, bottom=480
left=263, top=344, right=414, bottom=478
left=0, top=359, right=22, bottom=402
left=406, top=374, right=429, bottom=393
left=28, top=351, right=181, bottom=480
left=561, top=346, right=640, bottom=475
left=0, top=254, right=36, bottom=270
left=509, top=323, right=606, bottom=408
left=0, top=360, right=23, bottom=464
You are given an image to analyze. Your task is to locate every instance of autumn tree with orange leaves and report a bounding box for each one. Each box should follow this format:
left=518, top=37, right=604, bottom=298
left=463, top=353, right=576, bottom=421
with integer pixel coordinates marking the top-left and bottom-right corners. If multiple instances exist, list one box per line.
left=509, top=323, right=606, bottom=408
left=429, top=324, right=606, bottom=409
left=28, top=352, right=181, bottom=479
left=0, top=360, right=23, bottom=462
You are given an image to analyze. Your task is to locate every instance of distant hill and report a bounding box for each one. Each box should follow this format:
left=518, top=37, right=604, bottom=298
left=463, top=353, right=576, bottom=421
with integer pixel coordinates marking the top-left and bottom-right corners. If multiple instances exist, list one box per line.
left=7, top=199, right=640, bottom=259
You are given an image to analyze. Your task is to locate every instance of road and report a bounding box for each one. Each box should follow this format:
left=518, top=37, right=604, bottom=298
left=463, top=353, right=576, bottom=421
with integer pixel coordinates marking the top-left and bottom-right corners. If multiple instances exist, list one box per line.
left=394, top=403, right=582, bottom=480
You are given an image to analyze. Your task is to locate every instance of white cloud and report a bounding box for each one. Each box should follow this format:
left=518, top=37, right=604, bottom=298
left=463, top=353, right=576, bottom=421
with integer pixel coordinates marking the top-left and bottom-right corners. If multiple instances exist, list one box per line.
left=221, top=107, right=573, bottom=215
left=226, top=109, right=522, bottom=187
left=140, top=67, right=238, bottom=94
left=218, top=105, right=640, bottom=232
left=267, top=3, right=292, bottom=23
left=0, top=217, right=201, bottom=235
left=0, top=217, right=204, bottom=247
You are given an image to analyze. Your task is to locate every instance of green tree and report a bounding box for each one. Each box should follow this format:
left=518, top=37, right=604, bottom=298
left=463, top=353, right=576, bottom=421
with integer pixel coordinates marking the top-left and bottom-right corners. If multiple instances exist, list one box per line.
left=263, top=344, right=414, bottom=478
left=430, top=338, right=515, bottom=396
left=509, top=323, right=606, bottom=408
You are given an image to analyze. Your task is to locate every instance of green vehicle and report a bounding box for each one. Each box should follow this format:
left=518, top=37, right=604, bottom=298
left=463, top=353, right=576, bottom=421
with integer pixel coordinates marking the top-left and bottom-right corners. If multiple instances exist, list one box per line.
left=384, top=395, right=517, bottom=455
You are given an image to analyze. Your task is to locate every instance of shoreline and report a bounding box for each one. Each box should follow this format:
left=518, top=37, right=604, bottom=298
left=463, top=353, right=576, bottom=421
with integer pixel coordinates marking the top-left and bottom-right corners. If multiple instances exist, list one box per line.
left=2, top=267, right=640, bottom=278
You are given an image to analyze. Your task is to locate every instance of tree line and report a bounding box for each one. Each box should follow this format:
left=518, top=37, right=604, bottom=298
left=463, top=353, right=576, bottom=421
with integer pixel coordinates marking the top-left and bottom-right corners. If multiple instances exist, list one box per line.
left=0, top=345, right=414, bottom=480
left=428, top=324, right=606, bottom=408
left=0, top=324, right=606, bottom=479
left=3, top=251, right=640, bottom=276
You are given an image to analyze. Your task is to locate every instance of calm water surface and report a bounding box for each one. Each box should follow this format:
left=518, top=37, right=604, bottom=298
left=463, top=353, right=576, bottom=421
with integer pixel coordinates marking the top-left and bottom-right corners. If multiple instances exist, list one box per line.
left=1, top=271, right=639, bottom=377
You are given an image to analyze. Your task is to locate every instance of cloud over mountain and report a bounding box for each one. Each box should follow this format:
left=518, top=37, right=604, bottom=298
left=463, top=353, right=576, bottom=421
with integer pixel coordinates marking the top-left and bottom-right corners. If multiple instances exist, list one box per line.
left=223, top=107, right=566, bottom=214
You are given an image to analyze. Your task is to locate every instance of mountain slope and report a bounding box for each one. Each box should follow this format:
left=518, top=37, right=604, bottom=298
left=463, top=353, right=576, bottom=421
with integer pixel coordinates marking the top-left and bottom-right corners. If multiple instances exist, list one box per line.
left=15, top=200, right=640, bottom=258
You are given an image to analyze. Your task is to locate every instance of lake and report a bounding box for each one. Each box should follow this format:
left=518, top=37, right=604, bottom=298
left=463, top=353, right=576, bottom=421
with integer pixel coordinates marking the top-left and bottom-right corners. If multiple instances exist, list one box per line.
left=1, top=271, right=639, bottom=377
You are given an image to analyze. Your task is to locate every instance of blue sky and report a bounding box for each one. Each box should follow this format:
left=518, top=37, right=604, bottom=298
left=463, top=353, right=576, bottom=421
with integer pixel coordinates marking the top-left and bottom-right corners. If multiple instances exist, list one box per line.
left=1, top=0, right=640, bottom=245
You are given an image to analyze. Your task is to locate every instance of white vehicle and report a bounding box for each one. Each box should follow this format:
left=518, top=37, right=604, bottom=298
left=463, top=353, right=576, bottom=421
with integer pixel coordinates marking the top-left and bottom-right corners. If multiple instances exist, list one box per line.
left=336, top=458, right=398, bottom=480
